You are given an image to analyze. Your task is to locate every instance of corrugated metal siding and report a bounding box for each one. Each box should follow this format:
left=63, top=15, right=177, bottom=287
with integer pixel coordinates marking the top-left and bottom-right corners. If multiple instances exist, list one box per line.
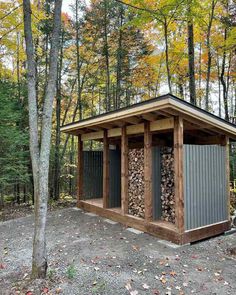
left=152, top=146, right=162, bottom=220
left=83, top=151, right=103, bottom=199
left=184, top=145, right=227, bottom=230
left=109, top=150, right=121, bottom=207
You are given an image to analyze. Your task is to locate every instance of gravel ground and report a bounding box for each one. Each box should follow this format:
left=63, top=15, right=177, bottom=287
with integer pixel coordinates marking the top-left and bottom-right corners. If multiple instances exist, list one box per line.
left=0, top=208, right=236, bottom=295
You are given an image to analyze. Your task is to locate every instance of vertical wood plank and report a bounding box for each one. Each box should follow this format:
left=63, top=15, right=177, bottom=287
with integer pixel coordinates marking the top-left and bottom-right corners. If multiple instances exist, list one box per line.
left=103, top=130, right=109, bottom=208
left=224, top=136, right=230, bottom=220
left=121, top=126, right=128, bottom=215
left=144, top=121, right=153, bottom=222
left=77, top=134, right=83, bottom=205
left=174, top=116, right=184, bottom=233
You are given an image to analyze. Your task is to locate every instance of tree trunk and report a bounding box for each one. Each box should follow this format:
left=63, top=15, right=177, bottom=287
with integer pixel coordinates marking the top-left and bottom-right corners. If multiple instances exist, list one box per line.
left=53, top=28, right=64, bottom=201
left=187, top=1, right=196, bottom=105
left=104, top=0, right=111, bottom=111
left=76, top=0, right=82, bottom=120
left=216, top=53, right=221, bottom=117
left=23, top=0, right=62, bottom=279
left=198, top=42, right=202, bottom=107
left=69, top=136, right=75, bottom=196
left=205, top=0, right=217, bottom=111
left=115, top=4, right=124, bottom=109
left=163, top=19, right=172, bottom=94
left=220, top=29, right=229, bottom=121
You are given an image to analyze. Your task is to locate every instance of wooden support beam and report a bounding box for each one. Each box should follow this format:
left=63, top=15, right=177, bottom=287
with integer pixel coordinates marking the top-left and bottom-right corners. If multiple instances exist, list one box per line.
left=103, top=130, right=109, bottom=208
left=97, top=123, right=115, bottom=129
left=193, top=135, right=225, bottom=145
left=81, top=118, right=174, bottom=141
left=144, top=121, right=153, bottom=222
left=142, top=112, right=158, bottom=121
left=150, top=118, right=174, bottom=132
left=81, top=131, right=104, bottom=141
left=174, top=116, right=184, bottom=233
left=77, top=135, right=84, bottom=205
left=121, top=126, right=128, bottom=215
left=123, top=116, right=142, bottom=125
left=112, top=120, right=125, bottom=127
left=88, top=126, right=103, bottom=131
left=154, top=110, right=171, bottom=117
left=224, top=136, right=230, bottom=220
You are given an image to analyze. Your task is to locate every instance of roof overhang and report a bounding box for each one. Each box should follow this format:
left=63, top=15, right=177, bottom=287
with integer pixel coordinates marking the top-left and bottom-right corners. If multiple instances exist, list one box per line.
left=61, top=94, right=236, bottom=140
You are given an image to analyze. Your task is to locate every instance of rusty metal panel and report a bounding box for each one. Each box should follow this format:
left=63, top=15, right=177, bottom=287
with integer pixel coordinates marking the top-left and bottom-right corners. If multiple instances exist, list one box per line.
left=184, top=145, right=227, bottom=230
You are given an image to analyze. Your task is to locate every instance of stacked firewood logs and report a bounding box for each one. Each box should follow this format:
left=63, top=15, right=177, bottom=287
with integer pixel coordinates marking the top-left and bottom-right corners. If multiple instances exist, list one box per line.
left=128, top=148, right=145, bottom=218
left=127, top=146, right=175, bottom=223
left=160, top=147, right=175, bottom=223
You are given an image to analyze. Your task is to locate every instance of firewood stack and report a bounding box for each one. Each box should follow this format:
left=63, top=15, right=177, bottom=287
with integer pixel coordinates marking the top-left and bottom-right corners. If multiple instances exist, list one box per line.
left=160, top=147, right=175, bottom=223
left=128, top=148, right=145, bottom=218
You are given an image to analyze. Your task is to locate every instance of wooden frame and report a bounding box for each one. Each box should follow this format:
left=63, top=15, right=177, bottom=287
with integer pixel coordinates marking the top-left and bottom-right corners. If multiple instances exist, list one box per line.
left=144, top=121, right=153, bottom=222
left=103, top=130, right=109, bottom=208
left=224, top=136, right=230, bottom=220
left=121, top=126, right=128, bottom=215
left=61, top=94, right=236, bottom=140
left=77, top=135, right=83, bottom=205
left=62, top=95, right=235, bottom=245
left=174, top=117, right=184, bottom=233
left=81, top=118, right=174, bottom=141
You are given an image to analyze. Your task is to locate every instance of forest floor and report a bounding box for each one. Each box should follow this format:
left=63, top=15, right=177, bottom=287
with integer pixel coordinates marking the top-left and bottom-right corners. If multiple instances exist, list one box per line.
left=0, top=199, right=76, bottom=222
left=0, top=208, right=236, bottom=295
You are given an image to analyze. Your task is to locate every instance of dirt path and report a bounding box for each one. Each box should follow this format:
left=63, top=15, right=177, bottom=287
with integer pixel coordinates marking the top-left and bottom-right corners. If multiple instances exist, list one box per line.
left=0, top=208, right=236, bottom=295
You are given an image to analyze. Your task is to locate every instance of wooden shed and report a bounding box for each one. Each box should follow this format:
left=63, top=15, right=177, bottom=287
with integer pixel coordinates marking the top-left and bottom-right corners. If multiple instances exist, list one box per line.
left=61, top=94, right=236, bottom=244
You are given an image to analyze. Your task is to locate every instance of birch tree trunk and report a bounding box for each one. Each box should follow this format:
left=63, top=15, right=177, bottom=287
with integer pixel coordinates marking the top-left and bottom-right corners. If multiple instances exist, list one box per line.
left=23, top=0, right=62, bottom=279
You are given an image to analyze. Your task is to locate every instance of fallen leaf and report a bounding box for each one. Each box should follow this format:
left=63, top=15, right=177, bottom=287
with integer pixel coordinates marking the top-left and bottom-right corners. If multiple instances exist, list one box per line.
left=125, top=282, right=132, bottom=291
left=130, top=291, right=138, bottom=295
left=132, top=245, right=140, bottom=252
left=42, top=287, right=49, bottom=293
left=170, top=271, right=177, bottom=277
left=175, top=286, right=181, bottom=290
left=142, top=283, right=150, bottom=289
left=160, top=276, right=166, bottom=284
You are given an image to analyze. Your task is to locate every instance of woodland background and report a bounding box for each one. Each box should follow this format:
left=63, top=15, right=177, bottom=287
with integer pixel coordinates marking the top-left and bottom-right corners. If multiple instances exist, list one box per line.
left=0, top=0, right=235, bottom=206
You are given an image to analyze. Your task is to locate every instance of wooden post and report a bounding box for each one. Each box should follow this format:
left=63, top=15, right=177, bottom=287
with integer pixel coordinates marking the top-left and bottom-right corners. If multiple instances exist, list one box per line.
left=77, top=134, right=83, bottom=206
left=144, top=121, right=153, bottom=222
left=121, top=126, right=128, bottom=215
left=174, top=116, right=184, bottom=233
left=103, top=130, right=109, bottom=208
left=223, top=136, right=230, bottom=220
